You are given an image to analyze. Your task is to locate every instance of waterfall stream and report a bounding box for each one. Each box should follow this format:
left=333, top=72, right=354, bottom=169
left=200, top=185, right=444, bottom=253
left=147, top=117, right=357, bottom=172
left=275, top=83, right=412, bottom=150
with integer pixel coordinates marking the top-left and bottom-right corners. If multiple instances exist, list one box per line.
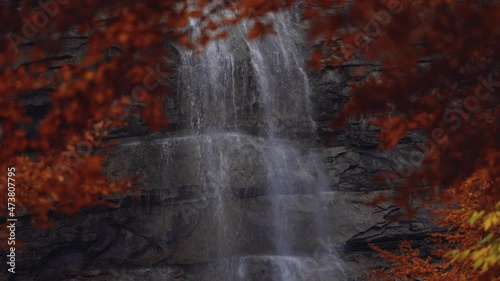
left=170, top=11, right=346, bottom=281
left=98, top=9, right=347, bottom=281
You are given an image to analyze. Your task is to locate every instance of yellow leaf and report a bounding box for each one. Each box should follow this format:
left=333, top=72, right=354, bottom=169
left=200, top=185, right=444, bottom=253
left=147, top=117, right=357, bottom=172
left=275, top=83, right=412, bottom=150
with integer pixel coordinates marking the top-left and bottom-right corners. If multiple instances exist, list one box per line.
left=469, top=211, right=484, bottom=226
left=484, top=217, right=493, bottom=230
left=479, top=233, right=494, bottom=245
left=459, top=249, right=470, bottom=261
left=473, top=258, right=483, bottom=270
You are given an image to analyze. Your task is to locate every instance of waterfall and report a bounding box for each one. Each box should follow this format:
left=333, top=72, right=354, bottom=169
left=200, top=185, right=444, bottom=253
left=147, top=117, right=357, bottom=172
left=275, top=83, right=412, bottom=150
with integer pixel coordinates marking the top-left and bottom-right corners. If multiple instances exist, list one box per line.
left=167, top=9, right=344, bottom=281
left=243, top=12, right=317, bottom=258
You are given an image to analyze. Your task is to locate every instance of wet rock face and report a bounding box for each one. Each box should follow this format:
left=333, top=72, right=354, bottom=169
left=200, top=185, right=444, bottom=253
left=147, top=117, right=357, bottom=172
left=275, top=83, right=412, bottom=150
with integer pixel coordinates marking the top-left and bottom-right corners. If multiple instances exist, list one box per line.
left=7, top=141, right=432, bottom=281
left=1, top=9, right=434, bottom=281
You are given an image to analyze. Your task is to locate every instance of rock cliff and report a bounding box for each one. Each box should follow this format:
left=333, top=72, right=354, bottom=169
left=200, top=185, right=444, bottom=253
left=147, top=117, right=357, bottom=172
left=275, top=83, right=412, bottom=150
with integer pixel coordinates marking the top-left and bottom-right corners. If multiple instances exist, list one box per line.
left=1, top=10, right=435, bottom=281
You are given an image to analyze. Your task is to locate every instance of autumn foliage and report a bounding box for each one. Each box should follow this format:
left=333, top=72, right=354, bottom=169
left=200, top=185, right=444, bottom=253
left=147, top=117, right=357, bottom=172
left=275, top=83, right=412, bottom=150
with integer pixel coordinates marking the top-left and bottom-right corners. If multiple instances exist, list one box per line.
left=0, top=0, right=176, bottom=226
left=306, top=0, right=499, bottom=279
left=305, top=0, right=499, bottom=204
left=0, top=0, right=303, bottom=227
left=365, top=176, right=499, bottom=280
left=305, top=1, right=499, bottom=279
left=0, top=0, right=499, bottom=278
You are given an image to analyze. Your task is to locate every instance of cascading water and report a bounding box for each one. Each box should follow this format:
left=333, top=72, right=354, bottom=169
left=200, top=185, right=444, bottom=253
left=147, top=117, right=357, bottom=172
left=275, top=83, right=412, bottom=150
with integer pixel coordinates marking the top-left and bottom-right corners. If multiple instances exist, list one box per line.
left=243, top=12, right=318, bottom=259
left=156, top=8, right=345, bottom=281
left=178, top=33, right=242, bottom=257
